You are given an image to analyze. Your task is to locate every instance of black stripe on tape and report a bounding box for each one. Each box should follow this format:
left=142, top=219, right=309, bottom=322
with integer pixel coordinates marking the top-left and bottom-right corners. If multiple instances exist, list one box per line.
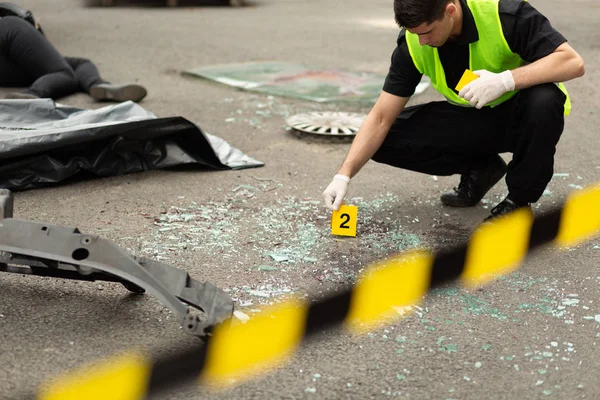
left=304, top=291, right=352, bottom=337
left=528, top=208, right=561, bottom=251
left=429, top=246, right=468, bottom=289
left=147, top=342, right=208, bottom=398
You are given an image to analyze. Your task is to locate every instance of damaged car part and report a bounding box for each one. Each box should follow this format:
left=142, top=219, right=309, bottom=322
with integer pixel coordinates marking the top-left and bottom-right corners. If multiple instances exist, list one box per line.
left=0, top=189, right=233, bottom=337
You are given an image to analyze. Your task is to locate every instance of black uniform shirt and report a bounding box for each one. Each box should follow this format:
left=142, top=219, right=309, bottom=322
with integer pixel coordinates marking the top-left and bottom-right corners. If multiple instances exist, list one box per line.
left=383, top=0, right=568, bottom=97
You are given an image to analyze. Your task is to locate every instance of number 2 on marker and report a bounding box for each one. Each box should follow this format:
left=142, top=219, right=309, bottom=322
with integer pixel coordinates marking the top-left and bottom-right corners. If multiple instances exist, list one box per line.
left=331, top=205, right=358, bottom=237
left=339, top=213, right=351, bottom=229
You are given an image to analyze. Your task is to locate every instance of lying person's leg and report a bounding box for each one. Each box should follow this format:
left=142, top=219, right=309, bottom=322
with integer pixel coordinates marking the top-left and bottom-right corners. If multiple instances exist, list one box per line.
left=65, top=57, right=147, bottom=102
left=0, top=53, right=33, bottom=97
left=0, top=16, right=76, bottom=99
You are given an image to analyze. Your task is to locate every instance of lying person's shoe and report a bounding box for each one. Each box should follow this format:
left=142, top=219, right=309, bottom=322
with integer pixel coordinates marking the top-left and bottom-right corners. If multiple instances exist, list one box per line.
left=4, top=91, right=40, bottom=100
left=484, top=197, right=531, bottom=222
left=89, top=83, right=147, bottom=102
left=441, top=154, right=507, bottom=207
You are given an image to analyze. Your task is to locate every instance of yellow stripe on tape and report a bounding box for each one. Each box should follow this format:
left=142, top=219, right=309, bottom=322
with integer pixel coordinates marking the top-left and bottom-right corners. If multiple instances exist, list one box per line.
left=201, top=299, right=308, bottom=386
left=345, top=249, right=433, bottom=333
left=461, top=207, right=533, bottom=288
left=556, top=184, right=600, bottom=247
left=38, top=352, right=150, bottom=400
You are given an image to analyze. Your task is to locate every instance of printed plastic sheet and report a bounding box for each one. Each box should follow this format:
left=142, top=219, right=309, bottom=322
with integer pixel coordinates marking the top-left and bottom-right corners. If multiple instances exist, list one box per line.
left=183, top=61, right=430, bottom=103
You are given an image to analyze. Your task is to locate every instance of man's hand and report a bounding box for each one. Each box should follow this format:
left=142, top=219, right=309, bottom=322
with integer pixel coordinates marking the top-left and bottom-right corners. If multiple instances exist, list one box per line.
left=459, top=70, right=515, bottom=109
left=323, top=175, right=350, bottom=211
left=321, top=92, right=409, bottom=212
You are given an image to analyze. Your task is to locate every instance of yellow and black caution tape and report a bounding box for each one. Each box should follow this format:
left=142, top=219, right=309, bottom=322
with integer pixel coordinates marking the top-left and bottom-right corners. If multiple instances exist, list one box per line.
left=33, top=183, right=600, bottom=400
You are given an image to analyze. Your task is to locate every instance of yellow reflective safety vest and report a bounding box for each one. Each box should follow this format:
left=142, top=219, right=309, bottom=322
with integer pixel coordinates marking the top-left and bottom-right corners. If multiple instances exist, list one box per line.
left=405, top=0, right=571, bottom=115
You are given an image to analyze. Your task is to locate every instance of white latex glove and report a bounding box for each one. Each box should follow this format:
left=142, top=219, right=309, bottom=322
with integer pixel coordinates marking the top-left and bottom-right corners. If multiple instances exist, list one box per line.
left=322, top=174, right=350, bottom=211
left=459, top=70, right=515, bottom=109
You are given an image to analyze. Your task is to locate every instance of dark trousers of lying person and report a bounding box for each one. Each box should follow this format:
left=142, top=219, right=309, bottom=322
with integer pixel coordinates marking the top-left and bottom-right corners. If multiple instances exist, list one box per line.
left=0, top=16, right=146, bottom=102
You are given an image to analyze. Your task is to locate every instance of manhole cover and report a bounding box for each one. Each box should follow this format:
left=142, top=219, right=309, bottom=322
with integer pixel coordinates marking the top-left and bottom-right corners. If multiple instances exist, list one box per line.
left=286, top=111, right=366, bottom=136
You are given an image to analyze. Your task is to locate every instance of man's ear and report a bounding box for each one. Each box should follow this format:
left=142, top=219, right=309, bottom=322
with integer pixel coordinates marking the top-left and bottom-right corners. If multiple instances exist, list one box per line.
left=446, top=2, right=457, bottom=16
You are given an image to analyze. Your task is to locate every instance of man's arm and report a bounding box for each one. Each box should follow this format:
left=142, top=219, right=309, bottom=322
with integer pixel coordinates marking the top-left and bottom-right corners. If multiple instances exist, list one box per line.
left=511, top=42, right=585, bottom=90
left=322, top=92, right=409, bottom=210
left=338, top=92, right=410, bottom=178
left=460, top=42, right=585, bottom=108
left=461, top=1, right=585, bottom=109
left=499, top=0, right=585, bottom=88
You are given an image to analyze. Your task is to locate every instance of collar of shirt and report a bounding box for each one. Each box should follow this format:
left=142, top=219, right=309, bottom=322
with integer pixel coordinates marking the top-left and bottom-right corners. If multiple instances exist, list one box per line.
left=452, top=0, right=479, bottom=45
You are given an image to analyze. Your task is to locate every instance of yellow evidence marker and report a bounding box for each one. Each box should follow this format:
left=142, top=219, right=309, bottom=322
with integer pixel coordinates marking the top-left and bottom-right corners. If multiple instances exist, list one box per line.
left=331, top=204, right=358, bottom=237
left=455, top=69, right=479, bottom=91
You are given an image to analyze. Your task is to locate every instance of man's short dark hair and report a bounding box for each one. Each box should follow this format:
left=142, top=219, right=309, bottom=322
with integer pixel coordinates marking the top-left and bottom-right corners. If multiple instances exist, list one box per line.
left=394, top=0, right=454, bottom=28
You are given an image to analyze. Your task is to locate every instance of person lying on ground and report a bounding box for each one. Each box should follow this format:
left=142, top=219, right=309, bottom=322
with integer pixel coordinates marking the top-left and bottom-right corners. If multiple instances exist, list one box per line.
left=0, top=4, right=146, bottom=102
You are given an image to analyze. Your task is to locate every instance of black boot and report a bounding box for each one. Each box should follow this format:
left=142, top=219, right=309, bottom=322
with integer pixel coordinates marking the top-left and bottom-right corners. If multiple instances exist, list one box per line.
left=440, top=154, right=507, bottom=207
left=484, top=197, right=531, bottom=222
left=89, top=83, right=147, bottom=102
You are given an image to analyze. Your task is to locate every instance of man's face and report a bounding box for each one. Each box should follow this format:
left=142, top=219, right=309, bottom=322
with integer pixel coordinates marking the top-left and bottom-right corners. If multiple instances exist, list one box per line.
left=406, top=5, right=455, bottom=47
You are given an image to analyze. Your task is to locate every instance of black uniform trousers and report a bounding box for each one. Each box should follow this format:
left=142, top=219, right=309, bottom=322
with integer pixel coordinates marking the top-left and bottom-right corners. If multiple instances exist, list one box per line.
left=0, top=16, right=106, bottom=99
left=372, top=83, right=567, bottom=204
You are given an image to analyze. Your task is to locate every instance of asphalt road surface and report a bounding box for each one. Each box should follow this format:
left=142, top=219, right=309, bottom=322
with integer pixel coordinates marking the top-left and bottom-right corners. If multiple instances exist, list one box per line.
left=0, top=1, right=599, bottom=399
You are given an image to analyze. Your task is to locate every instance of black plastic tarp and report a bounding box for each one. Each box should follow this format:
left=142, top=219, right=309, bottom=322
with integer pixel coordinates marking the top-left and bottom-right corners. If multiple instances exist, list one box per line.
left=0, top=99, right=264, bottom=190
